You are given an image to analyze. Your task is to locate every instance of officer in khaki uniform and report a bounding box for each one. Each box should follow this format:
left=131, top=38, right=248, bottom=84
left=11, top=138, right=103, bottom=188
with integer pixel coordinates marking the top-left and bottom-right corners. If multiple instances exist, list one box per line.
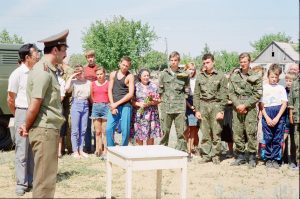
left=193, top=53, right=227, bottom=164
left=228, top=53, right=262, bottom=168
left=159, top=51, right=189, bottom=151
left=19, top=29, right=68, bottom=198
left=288, top=74, right=300, bottom=167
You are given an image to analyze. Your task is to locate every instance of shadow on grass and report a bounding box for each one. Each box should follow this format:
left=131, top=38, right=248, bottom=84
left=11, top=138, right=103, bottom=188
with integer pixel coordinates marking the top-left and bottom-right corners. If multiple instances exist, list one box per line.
left=56, top=170, right=80, bottom=182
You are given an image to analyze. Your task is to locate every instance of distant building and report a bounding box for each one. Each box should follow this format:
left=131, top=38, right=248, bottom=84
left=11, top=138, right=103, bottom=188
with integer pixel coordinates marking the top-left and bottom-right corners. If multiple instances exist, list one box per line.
left=251, top=41, right=299, bottom=86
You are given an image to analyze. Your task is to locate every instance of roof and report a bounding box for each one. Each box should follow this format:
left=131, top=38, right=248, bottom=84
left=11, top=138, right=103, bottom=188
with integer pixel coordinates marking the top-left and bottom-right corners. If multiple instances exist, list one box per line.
left=253, top=41, right=299, bottom=62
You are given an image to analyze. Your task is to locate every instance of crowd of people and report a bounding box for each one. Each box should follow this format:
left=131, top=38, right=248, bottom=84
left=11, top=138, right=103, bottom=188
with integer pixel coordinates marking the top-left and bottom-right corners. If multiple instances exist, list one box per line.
left=6, top=29, right=299, bottom=198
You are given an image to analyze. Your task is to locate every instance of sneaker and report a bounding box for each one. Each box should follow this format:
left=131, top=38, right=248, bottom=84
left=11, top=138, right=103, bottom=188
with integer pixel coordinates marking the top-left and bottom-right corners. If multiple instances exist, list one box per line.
left=272, top=160, right=280, bottom=169
left=72, top=152, right=81, bottom=159
left=15, top=189, right=25, bottom=196
left=265, top=160, right=273, bottom=168
left=289, top=163, right=297, bottom=169
left=80, top=151, right=89, bottom=158
left=100, top=154, right=107, bottom=161
left=212, top=157, right=220, bottom=165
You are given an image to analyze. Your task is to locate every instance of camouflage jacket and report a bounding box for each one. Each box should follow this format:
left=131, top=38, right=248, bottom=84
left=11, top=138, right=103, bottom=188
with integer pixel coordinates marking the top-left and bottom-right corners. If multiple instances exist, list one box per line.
left=193, top=69, right=227, bottom=113
left=158, top=68, right=189, bottom=114
left=228, top=67, right=262, bottom=109
left=288, top=74, right=300, bottom=123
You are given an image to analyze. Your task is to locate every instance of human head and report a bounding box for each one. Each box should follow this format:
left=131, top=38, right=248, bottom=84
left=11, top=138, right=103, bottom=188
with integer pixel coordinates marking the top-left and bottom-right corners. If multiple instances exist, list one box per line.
left=251, top=65, right=264, bottom=77
left=239, top=52, right=251, bottom=71
left=285, top=72, right=297, bottom=89
left=287, top=64, right=299, bottom=74
left=39, top=29, right=69, bottom=65
left=138, top=68, right=150, bottom=85
left=18, top=43, right=40, bottom=68
left=185, top=62, right=196, bottom=78
left=96, top=67, right=106, bottom=83
left=119, top=56, right=132, bottom=73
left=169, top=51, right=180, bottom=68
left=85, top=50, right=96, bottom=67
left=74, top=64, right=84, bottom=80
left=202, top=53, right=215, bottom=73
left=267, top=63, right=282, bottom=85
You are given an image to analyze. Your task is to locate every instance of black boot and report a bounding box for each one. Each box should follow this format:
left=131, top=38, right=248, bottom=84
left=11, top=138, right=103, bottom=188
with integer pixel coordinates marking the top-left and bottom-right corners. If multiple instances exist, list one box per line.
left=230, top=153, right=246, bottom=166
left=248, top=153, right=257, bottom=168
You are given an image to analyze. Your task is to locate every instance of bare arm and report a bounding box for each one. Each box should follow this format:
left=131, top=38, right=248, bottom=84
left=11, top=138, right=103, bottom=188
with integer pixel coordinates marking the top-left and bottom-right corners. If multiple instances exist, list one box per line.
left=113, top=74, right=134, bottom=107
left=108, top=71, right=115, bottom=104
left=7, top=92, right=16, bottom=116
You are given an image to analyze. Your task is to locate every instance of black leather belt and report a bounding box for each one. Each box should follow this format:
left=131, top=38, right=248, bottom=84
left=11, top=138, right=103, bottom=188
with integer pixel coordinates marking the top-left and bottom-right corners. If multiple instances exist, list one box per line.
left=16, top=107, right=28, bottom=110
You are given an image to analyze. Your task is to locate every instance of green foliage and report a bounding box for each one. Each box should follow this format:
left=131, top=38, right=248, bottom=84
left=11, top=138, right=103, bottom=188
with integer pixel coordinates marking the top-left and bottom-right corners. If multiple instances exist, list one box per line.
left=140, top=50, right=167, bottom=71
left=0, top=29, right=23, bottom=44
left=250, top=32, right=292, bottom=59
left=214, top=51, right=239, bottom=73
left=82, top=16, right=157, bottom=71
left=180, top=53, right=194, bottom=65
left=68, top=53, right=87, bottom=68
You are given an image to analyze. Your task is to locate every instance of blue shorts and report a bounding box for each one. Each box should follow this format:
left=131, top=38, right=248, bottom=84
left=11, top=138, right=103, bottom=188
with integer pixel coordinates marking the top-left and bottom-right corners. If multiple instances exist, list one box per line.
left=186, top=113, right=200, bottom=127
left=91, top=103, right=109, bottom=119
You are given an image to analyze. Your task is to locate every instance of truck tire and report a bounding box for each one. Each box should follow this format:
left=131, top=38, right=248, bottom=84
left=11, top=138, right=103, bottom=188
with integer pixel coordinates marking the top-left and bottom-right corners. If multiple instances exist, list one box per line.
left=0, top=124, right=13, bottom=151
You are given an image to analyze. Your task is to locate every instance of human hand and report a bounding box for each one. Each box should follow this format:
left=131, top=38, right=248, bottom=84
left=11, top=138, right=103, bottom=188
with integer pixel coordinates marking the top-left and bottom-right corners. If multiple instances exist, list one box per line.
left=111, top=109, right=118, bottom=115
left=18, top=124, right=28, bottom=137
left=237, top=104, right=247, bottom=114
left=271, top=117, right=280, bottom=126
left=216, top=112, right=224, bottom=120
left=195, top=111, right=202, bottom=120
left=265, top=116, right=273, bottom=127
left=110, top=103, right=118, bottom=110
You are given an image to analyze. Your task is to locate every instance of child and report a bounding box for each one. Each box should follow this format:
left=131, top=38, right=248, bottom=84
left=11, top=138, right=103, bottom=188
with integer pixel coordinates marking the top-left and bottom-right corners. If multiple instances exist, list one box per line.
left=65, top=65, right=91, bottom=159
left=259, top=64, right=288, bottom=169
left=90, top=67, right=109, bottom=159
left=282, top=72, right=297, bottom=164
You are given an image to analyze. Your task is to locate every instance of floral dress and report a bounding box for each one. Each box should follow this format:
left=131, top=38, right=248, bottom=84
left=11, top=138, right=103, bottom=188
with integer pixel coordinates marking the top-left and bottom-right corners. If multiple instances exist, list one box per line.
left=130, top=81, right=161, bottom=140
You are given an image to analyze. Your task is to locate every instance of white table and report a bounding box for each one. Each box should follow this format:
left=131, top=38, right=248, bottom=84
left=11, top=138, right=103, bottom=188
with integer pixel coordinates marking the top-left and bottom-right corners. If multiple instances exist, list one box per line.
left=106, top=145, right=188, bottom=199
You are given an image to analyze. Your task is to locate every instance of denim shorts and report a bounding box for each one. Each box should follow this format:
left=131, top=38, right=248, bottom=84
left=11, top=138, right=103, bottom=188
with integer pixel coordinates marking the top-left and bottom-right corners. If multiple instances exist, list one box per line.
left=91, top=103, right=109, bottom=119
left=186, top=113, right=200, bottom=127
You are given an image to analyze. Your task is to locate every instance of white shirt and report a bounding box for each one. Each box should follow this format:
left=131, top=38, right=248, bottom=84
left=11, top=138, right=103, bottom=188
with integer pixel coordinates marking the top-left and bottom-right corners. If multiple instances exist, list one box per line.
left=7, top=63, right=30, bottom=108
left=260, top=83, right=288, bottom=107
left=58, top=76, right=66, bottom=97
left=68, top=79, right=91, bottom=100
left=189, top=77, right=196, bottom=95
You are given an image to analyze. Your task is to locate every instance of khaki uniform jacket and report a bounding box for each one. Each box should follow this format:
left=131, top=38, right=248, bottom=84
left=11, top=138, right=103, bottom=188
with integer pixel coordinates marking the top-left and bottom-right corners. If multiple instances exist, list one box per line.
left=158, top=68, right=189, bottom=114
left=27, top=56, right=65, bottom=129
left=228, top=67, right=262, bottom=109
left=288, top=75, right=300, bottom=123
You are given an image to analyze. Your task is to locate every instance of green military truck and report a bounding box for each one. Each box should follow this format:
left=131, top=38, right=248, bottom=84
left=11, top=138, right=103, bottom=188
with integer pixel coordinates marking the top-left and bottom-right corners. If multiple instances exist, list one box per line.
left=0, top=43, right=22, bottom=150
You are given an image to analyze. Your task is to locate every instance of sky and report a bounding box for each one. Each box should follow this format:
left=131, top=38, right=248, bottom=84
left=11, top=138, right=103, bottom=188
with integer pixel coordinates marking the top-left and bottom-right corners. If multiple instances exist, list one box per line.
left=0, top=0, right=298, bottom=57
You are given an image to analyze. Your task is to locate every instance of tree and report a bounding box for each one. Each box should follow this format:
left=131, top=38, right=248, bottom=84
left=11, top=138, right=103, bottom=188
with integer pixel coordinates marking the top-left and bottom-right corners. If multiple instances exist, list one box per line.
left=140, top=50, right=167, bottom=71
left=0, top=29, right=23, bottom=44
left=250, top=32, right=292, bottom=58
left=214, top=51, right=239, bottom=72
left=68, top=53, right=87, bottom=68
left=82, top=16, right=157, bottom=71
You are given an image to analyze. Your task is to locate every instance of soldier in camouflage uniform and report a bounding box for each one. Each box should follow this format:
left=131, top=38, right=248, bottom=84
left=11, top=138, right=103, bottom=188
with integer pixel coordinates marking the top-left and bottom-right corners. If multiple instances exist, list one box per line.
left=228, top=53, right=262, bottom=168
left=193, top=53, right=227, bottom=164
left=288, top=73, right=300, bottom=167
left=159, top=51, right=189, bottom=151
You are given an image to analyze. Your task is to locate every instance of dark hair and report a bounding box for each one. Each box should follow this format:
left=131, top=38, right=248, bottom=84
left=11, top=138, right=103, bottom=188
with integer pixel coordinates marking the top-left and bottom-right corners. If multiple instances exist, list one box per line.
left=202, top=53, right=214, bottom=62
left=239, top=52, right=251, bottom=62
left=120, top=56, right=132, bottom=63
left=43, top=44, right=65, bottom=54
left=18, top=43, right=38, bottom=62
left=137, top=68, right=150, bottom=82
left=169, top=51, right=180, bottom=61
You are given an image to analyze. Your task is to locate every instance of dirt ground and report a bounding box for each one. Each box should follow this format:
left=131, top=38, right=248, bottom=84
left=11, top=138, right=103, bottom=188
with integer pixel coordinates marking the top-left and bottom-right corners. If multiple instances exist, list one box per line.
left=0, top=126, right=299, bottom=199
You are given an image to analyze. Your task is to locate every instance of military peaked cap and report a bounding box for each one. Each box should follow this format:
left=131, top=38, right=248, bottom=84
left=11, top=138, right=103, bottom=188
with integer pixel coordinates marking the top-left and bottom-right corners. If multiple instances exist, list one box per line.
left=38, top=29, right=69, bottom=47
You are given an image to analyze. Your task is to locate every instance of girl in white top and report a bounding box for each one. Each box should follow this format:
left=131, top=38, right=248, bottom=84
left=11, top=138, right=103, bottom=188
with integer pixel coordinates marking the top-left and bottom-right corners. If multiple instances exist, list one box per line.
left=65, top=65, right=91, bottom=159
left=259, top=64, right=287, bottom=169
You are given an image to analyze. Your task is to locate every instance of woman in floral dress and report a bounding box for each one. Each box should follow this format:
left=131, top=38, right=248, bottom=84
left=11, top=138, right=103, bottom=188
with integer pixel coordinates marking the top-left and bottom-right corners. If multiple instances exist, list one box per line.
left=131, top=69, right=161, bottom=145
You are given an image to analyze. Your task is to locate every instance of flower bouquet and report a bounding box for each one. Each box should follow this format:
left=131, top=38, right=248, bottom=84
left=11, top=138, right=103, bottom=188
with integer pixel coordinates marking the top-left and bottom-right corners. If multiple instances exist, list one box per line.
left=137, top=92, right=160, bottom=114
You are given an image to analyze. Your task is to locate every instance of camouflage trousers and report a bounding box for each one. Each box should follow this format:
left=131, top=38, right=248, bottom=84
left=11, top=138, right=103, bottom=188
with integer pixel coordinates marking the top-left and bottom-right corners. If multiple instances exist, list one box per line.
left=232, top=107, right=258, bottom=154
left=290, top=123, right=299, bottom=164
left=160, top=112, right=187, bottom=152
left=199, top=102, right=223, bottom=160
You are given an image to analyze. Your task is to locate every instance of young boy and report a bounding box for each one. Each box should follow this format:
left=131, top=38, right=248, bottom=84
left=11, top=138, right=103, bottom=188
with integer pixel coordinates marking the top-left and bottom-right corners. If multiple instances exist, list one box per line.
left=259, top=64, right=288, bottom=169
left=282, top=72, right=297, bottom=164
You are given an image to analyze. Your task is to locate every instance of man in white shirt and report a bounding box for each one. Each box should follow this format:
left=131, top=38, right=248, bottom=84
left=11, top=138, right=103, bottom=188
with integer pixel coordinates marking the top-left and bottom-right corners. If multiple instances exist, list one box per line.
left=7, top=43, right=40, bottom=196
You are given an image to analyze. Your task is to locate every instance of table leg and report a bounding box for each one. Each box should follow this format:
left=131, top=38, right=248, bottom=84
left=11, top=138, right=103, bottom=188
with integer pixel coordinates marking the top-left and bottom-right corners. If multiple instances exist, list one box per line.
left=106, top=160, right=112, bottom=199
left=156, top=169, right=162, bottom=199
left=125, top=166, right=132, bottom=198
left=180, top=159, right=187, bottom=199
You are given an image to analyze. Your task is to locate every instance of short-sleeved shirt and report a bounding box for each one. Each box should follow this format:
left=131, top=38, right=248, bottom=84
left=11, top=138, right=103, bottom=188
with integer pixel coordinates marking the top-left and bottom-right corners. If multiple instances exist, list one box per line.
left=27, top=56, right=65, bottom=129
left=7, top=63, right=30, bottom=108
left=84, top=64, right=98, bottom=81
left=260, top=83, right=288, bottom=107
left=69, top=79, right=91, bottom=100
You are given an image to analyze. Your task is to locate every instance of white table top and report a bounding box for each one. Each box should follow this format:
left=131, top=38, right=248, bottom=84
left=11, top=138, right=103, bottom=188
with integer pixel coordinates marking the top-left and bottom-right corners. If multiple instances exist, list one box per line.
left=107, top=145, right=188, bottom=159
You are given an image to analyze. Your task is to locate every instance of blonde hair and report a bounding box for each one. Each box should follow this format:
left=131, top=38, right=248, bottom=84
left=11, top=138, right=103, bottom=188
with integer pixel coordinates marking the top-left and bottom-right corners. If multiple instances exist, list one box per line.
left=184, top=62, right=195, bottom=71
left=268, top=64, right=282, bottom=77
left=85, top=50, right=95, bottom=57
left=251, top=65, right=264, bottom=76
left=285, top=72, right=297, bottom=81
left=96, top=66, right=106, bottom=74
